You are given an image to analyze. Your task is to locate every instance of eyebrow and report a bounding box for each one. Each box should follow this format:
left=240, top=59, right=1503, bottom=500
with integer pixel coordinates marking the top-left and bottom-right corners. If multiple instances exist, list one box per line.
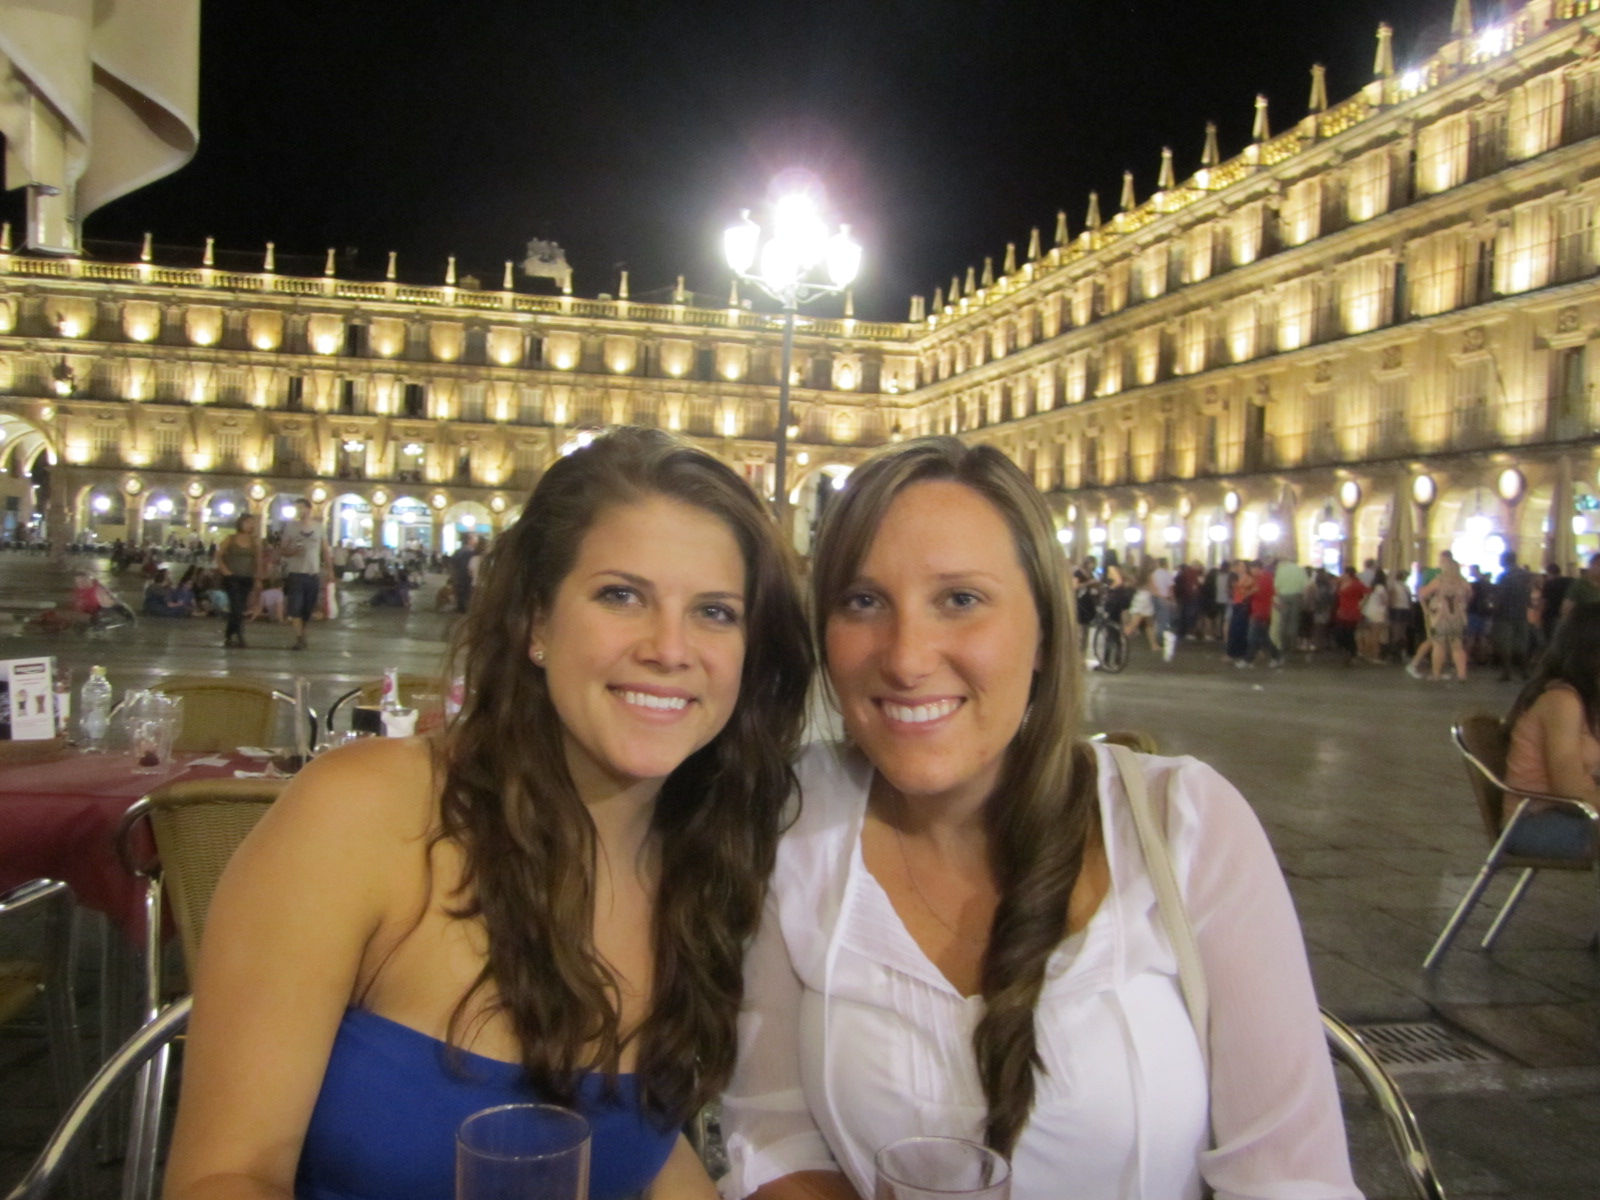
left=590, top=570, right=746, bottom=602
left=848, top=570, right=1006, bottom=588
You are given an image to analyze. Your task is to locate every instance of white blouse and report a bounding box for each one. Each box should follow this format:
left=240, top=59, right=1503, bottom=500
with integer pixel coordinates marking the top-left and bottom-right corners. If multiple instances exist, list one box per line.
left=721, top=742, right=1361, bottom=1200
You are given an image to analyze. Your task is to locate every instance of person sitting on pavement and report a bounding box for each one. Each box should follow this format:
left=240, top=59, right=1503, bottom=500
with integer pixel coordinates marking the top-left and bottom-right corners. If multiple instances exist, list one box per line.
left=143, top=568, right=195, bottom=618
left=1502, top=603, right=1600, bottom=858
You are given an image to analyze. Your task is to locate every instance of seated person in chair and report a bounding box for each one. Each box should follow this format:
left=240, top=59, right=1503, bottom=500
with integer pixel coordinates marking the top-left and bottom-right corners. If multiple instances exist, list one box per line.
left=1503, top=603, right=1600, bottom=858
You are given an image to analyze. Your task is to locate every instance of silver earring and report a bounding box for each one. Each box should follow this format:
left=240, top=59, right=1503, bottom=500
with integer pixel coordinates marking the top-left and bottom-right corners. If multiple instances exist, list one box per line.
left=533, top=648, right=545, bottom=664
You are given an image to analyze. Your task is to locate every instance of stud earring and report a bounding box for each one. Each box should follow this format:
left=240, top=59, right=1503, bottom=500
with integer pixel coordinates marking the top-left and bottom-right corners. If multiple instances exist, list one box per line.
left=533, top=648, right=545, bottom=664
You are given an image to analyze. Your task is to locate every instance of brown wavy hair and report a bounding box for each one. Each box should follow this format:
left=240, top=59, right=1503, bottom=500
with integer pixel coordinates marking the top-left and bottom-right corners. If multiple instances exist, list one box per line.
left=810, top=436, right=1096, bottom=1157
left=436, top=427, right=812, bottom=1123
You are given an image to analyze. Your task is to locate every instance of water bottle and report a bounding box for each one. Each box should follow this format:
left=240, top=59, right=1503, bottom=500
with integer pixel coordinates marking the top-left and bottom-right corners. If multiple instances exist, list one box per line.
left=81, top=665, right=113, bottom=751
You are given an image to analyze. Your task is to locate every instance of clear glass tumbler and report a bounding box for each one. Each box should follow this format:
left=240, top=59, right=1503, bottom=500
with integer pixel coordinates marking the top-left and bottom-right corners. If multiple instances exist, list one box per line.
left=457, top=1103, right=591, bottom=1200
left=874, top=1136, right=1011, bottom=1200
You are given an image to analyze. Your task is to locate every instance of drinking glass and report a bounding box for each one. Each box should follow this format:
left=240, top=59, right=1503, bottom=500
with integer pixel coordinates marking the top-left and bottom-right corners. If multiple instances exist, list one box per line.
left=874, top=1136, right=1011, bottom=1200
left=131, top=695, right=183, bottom=773
left=457, top=1103, right=590, bottom=1200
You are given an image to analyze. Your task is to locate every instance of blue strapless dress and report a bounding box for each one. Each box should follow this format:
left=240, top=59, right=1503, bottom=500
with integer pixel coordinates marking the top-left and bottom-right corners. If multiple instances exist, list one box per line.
left=295, top=1009, right=679, bottom=1200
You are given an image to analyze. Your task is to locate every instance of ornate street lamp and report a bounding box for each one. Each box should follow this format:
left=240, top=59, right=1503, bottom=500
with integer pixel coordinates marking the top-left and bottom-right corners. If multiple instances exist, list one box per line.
left=724, top=192, right=861, bottom=530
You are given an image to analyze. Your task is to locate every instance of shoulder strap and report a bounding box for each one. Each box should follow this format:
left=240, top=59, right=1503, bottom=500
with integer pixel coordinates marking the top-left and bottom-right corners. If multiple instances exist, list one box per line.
left=1105, top=743, right=1210, bottom=1072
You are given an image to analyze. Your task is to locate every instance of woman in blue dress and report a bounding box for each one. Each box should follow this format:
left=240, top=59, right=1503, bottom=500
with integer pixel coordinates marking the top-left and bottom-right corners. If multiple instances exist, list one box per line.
left=163, top=428, right=813, bottom=1200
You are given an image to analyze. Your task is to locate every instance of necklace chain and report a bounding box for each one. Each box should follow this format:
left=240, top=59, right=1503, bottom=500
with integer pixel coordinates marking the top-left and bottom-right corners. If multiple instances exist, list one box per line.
left=889, top=797, right=990, bottom=947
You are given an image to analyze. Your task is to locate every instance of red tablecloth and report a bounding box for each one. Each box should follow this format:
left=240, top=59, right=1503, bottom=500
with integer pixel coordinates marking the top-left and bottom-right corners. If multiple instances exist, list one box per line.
left=0, top=751, right=254, bottom=938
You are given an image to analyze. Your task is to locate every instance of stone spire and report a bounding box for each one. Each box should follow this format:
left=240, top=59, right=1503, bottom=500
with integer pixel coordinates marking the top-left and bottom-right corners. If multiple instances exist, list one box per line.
left=1309, top=64, right=1328, bottom=113
left=263, top=242, right=276, bottom=272
left=1452, top=0, right=1474, bottom=38
left=1054, top=210, right=1068, bottom=245
left=1252, top=94, right=1270, bottom=141
left=949, top=274, right=960, bottom=301
left=618, top=269, right=630, bottom=299
left=674, top=275, right=686, bottom=303
left=910, top=295, right=925, bottom=321
left=1202, top=122, right=1220, bottom=167
left=965, top=264, right=978, bottom=294
left=1085, top=191, right=1102, bottom=230
left=1, top=223, right=11, bottom=252
left=844, top=289, right=855, bottom=318
left=933, top=285, right=945, bottom=310
left=1119, top=171, right=1136, bottom=212
left=1003, top=243, right=1016, bottom=275
left=445, top=255, right=457, bottom=286
left=386, top=251, right=397, bottom=280
left=503, top=261, right=515, bottom=289
left=202, top=236, right=214, bottom=266
left=324, top=248, right=336, bottom=276
left=140, top=232, right=152, bottom=262
left=1027, top=226, right=1041, bottom=261
left=1374, top=23, right=1395, bottom=78
left=728, top=279, right=739, bottom=307
left=981, top=257, right=994, bottom=287
left=1158, top=147, right=1175, bottom=190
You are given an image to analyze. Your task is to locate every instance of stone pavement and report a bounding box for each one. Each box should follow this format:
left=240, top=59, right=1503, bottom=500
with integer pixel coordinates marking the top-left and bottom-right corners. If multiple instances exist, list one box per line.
left=2, top=552, right=1598, bottom=1197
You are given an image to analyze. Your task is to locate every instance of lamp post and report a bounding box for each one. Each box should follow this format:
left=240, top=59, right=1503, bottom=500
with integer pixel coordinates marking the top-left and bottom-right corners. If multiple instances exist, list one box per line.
left=724, top=194, right=861, bottom=533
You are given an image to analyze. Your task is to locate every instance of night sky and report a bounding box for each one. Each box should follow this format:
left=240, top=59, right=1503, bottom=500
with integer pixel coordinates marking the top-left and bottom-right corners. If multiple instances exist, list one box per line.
left=31, top=0, right=1473, bottom=321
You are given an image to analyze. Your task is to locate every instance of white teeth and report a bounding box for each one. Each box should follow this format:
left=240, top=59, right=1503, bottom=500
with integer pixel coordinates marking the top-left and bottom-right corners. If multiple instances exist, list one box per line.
left=882, top=699, right=961, bottom=724
left=618, top=690, right=689, bottom=712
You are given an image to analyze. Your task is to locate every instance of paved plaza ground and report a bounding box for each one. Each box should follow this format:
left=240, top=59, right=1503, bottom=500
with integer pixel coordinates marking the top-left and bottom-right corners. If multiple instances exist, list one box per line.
left=2, top=552, right=1598, bottom=1197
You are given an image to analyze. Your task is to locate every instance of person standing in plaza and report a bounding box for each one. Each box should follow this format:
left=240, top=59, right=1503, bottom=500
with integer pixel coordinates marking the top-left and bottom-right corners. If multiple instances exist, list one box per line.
left=1240, top=560, right=1275, bottom=667
left=1150, top=556, right=1178, bottom=660
left=215, top=513, right=261, bottom=649
left=1418, top=550, right=1472, bottom=681
left=1270, top=555, right=1308, bottom=665
left=281, top=498, right=329, bottom=652
left=1331, top=565, right=1369, bottom=666
left=450, top=532, right=480, bottom=614
left=1492, top=550, right=1536, bottom=682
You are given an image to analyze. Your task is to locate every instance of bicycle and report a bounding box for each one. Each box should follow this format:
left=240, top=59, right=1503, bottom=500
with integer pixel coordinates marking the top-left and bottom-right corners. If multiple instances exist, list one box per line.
left=1086, top=606, right=1129, bottom=674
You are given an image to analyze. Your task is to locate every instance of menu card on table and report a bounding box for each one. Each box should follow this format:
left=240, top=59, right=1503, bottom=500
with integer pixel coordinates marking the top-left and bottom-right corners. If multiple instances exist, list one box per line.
left=0, top=656, right=57, bottom=740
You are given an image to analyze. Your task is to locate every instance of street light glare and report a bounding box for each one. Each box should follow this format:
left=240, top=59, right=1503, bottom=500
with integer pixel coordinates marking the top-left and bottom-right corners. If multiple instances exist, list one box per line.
left=723, top=210, right=758, bottom=275
left=758, top=236, right=803, bottom=286
left=827, top=226, right=862, bottom=287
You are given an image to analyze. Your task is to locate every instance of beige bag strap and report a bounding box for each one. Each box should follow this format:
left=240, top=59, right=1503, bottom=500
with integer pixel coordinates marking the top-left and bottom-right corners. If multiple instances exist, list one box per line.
left=1105, top=742, right=1210, bottom=1072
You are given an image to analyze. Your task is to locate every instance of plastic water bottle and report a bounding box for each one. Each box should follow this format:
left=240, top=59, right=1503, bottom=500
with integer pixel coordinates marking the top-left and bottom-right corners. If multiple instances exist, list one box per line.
left=81, top=665, right=113, bottom=751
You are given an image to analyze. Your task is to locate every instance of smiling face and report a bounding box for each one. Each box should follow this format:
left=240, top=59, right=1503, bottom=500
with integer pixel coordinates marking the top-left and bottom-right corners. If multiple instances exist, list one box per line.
left=530, top=495, right=748, bottom=805
left=825, top=480, right=1040, bottom=815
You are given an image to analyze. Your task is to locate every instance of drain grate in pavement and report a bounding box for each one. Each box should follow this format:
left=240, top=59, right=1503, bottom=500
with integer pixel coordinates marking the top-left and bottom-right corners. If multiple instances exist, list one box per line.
left=1348, top=1021, right=1501, bottom=1069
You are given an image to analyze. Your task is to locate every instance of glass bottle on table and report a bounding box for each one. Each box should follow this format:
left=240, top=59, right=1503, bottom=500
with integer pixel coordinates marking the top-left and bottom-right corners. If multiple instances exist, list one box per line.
left=80, top=666, right=112, bottom=751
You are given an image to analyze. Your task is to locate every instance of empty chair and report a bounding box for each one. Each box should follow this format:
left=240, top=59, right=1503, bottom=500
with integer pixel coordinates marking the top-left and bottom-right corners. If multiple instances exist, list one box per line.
left=144, top=675, right=318, bottom=754
left=0, top=881, right=86, bottom=1129
left=324, top=672, right=446, bottom=735
left=1423, top=713, right=1600, bottom=969
left=115, top=779, right=285, bottom=1200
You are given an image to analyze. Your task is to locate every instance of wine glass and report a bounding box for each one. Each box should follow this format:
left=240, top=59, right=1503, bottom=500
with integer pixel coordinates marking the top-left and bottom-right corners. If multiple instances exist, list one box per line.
left=874, top=1136, right=1011, bottom=1200
left=457, top=1103, right=591, bottom=1200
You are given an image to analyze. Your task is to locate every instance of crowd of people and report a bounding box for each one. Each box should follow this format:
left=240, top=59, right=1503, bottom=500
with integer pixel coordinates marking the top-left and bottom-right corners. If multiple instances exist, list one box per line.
left=1071, top=547, right=1600, bottom=681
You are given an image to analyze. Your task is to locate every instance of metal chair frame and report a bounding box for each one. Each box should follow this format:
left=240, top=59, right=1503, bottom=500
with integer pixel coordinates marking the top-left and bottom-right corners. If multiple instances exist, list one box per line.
left=1321, top=1008, right=1448, bottom=1200
left=0, top=880, right=87, bottom=1199
left=324, top=673, right=443, bottom=735
left=1423, top=720, right=1600, bottom=969
left=117, top=677, right=319, bottom=754
left=3, top=997, right=191, bottom=1200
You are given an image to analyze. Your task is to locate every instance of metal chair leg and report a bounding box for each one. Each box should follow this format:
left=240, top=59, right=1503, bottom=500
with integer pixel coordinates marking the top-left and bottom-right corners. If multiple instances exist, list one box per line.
left=1481, top=868, right=1537, bottom=951
left=120, top=1045, right=170, bottom=1200
left=1423, top=856, right=1500, bottom=969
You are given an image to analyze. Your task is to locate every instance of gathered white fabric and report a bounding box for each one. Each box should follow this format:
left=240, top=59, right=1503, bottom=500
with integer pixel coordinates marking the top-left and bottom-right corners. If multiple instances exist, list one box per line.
left=721, top=741, right=1362, bottom=1200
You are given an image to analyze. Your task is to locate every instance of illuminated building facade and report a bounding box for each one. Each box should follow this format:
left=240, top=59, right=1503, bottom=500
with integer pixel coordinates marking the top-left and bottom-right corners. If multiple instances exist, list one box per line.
left=909, top=0, right=1600, bottom=576
left=3, top=0, right=1600, bottom=576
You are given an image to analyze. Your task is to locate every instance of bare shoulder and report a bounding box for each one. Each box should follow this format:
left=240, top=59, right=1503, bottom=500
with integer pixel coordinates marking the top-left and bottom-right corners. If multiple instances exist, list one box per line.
left=1532, top=683, right=1588, bottom=725
left=246, top=735, right=441, bottom=859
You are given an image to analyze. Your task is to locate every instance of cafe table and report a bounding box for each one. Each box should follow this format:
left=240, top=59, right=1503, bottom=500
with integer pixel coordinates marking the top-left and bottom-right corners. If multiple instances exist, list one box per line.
left=0, top=744, right=273, bottom=1060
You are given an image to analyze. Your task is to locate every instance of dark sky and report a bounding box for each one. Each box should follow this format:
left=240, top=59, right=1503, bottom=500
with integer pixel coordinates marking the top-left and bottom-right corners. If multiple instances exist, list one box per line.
left=45, top=0, right=1471, bottom=321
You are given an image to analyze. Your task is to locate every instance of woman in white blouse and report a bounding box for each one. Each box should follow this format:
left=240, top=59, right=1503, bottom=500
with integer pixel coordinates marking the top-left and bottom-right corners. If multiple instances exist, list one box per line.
left=721, top=438, right=1360, bottom=1200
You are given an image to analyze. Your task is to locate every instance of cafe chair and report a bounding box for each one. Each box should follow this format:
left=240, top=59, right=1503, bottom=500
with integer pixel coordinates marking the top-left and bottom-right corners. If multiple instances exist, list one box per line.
left=325, top=672, right=446, bottom=735
left=3, top=996, right=190, bottom=1200
left=0, top=880, right=87, bottom=1197
left=1321, top=1008, right=1447, bottom=1200
left=115, top=780, right=285, bottom=1200
left=148, top=675, right=318, bottom=754
left=1422, top=713, right=1600, bottom=970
